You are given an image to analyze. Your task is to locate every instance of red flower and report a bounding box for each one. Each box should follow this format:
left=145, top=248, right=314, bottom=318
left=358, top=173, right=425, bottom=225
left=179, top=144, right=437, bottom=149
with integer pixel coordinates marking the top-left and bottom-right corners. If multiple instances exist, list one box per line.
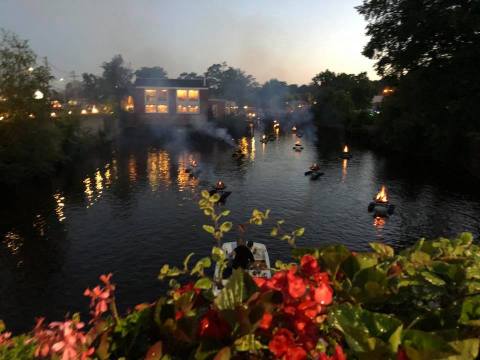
left=397, top=347, right=409, bottom=360
left=286, top=346, right=307, bottom=360
left=300, top=255, right=319, bottom=276
left=175, top=310, right=184, bottom=320
left=83, top=273, right=115, bottom=322
left=287, top=269, right=306, bottom=299
left=334, top=344, right=346, bottom=360
left=313, top=283, right=333, bottom=305
left=198, top=309, right=230, bottom=340
left=259, top=312, right=273, bottom=330
left=268, top=328, right=295, bottom=358
left=253, top=277, right=267, bottom=288
left=176, top=282, right=200, bottom=296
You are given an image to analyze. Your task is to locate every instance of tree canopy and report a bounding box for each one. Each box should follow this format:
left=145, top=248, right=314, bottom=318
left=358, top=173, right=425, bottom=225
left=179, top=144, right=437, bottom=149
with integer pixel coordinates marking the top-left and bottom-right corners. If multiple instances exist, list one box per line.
left=134, top=66, right=168, bottom=80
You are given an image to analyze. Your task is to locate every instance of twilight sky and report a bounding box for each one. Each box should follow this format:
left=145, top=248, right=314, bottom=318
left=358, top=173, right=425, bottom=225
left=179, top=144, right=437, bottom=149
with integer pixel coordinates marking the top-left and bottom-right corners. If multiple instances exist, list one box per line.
left=0, top=0, right=377, bottom=85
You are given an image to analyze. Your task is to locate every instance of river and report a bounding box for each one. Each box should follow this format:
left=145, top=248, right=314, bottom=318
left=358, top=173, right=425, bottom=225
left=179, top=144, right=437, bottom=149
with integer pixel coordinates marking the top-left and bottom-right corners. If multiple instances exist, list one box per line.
left=1, top=123, right=480, bottom=332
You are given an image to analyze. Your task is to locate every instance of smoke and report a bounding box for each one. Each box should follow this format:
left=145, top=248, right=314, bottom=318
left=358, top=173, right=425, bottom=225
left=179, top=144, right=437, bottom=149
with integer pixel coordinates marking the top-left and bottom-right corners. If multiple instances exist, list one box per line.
left=189, top=116, right=235, bottom=146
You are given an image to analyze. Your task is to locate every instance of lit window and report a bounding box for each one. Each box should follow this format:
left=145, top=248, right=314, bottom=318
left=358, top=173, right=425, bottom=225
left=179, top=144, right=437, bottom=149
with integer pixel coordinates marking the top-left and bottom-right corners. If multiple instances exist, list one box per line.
left=145, top=105, right=157, bottom=113
left=188, top=90, right=199, bottom=101
left=157, top=105, right=168, bottom=113
left=144, top=89, right=169, bottom=113
left=176, top=89, right=200, bottom=114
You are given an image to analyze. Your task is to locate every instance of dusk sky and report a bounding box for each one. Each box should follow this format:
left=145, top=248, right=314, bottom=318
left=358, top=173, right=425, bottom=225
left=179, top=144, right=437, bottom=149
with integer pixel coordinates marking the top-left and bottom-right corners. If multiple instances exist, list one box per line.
left=0, top=0, right=377, bottom=85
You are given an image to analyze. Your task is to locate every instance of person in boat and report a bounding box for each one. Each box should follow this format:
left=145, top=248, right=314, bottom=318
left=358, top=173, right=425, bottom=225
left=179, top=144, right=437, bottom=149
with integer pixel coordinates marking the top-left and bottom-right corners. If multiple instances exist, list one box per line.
left=310, top=163, right=320, bottom=171
left=232, top=239, right=255, bottom=270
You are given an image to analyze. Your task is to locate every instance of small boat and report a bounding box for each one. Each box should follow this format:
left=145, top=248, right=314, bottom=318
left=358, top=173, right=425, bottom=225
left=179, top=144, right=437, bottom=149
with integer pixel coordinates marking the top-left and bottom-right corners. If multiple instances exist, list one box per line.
left=213, top=241, right=271, bottom=295
left=304, top=170, right=324, bottom=180
left=368, top=186, right=395, bottom=217
left=209, top=181, right=231, bottom=202
left=260, top=135, right=268, bottom=143
left=293, top=142, right=304, bottom=151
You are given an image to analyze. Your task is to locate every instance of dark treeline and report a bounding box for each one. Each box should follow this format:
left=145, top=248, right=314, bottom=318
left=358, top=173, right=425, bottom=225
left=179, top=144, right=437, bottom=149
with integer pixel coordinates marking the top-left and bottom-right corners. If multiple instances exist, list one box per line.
left=357, top=0, right=480, bottom=167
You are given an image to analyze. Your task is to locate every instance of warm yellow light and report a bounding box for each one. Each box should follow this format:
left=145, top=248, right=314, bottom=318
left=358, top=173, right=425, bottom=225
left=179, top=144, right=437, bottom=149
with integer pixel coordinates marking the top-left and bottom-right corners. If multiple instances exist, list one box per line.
left=188, top=90, right=199, bottom=101
left=68, top=110, right=72, bottom=115
left=81, top=109, right=88, bottom=115
left=0, top=116, right=4, bottom=121
left=33, top=90, right=44, bottom=100
left=50, top=112, right=57, bottom=118
left=28, top=113, right=35, bottom=118
left=343, top=145, right=349, bottom=153
left=375, top=186, right=388, bottom=203
left=91, top=105, right=99, bottom=114
left=177, top=89, right=188, bottom=101
left=28, top=67, right=34, bottom=72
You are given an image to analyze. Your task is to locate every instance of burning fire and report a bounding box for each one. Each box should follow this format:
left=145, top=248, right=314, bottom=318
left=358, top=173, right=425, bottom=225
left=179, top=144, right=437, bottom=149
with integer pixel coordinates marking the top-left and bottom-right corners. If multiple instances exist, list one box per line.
left=215, top=180, right=225, bottom=190
left=295, top=140, right=301, bottom=146
left=292, top=126, right=297, bottom=131
left=375, top=186, right=388, bottom=203
left=343, top=145, right=349, bottom=153
left=191, top=160, right=197, bottom=167
left=262, top=134, right=267, bottom=140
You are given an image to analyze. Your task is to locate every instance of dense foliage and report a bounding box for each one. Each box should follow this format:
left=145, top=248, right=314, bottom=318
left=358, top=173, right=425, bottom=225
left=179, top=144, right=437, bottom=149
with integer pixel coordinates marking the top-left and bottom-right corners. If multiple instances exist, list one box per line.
left=0, top=30, right=90, bottom=184
left=310, top=70, right=378, bottom=129
left=357, top=0, right=480, bottom=163
left=1, top=192, right=480, bottom=359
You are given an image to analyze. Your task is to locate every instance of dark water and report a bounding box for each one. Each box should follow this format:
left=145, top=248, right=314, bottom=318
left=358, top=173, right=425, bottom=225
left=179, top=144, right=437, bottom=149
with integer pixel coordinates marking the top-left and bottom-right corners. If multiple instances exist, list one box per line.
left=1, top=126, right=480, bottom=332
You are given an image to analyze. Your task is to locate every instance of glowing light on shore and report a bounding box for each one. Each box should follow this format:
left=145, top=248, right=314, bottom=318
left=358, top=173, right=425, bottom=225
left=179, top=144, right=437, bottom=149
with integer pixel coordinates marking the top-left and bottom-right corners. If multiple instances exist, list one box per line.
left=33, top=90, right=44, bottom=99
left=91, top=105, right=99, bottom=114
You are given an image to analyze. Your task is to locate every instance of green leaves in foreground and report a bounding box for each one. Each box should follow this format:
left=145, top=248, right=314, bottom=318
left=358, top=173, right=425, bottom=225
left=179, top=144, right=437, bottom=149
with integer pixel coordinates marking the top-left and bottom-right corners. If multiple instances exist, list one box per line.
left=215, top=268, right=258, bottom=310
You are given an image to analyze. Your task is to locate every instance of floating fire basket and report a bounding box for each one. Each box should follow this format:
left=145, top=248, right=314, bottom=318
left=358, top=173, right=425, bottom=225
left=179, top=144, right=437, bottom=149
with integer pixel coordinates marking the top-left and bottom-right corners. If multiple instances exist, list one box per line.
left=292, top=125, right=297, bottom=133
left=304, top=163, right=324, bottom=180
left=368, top=186, right=395, bottom=217
left=293, top=141, right=304, bottom=151
left=260, top=134, right=268, bottom=143
left=209, top=180, right=232, bottom=203
left=341, top=145, right=352, bottom=159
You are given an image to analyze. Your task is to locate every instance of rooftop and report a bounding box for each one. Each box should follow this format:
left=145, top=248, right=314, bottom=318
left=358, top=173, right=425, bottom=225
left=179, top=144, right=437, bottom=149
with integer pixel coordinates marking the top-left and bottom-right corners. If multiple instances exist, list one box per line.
left=134, top=78, right=207, bottom=88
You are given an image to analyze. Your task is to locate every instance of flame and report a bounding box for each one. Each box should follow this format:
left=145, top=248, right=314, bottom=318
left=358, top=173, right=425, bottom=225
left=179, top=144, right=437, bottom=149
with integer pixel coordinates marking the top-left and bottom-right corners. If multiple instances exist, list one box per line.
left=375, top=186, right=388, bottom=203
left=262, top=134, right=267, bottom=140
left=295, top=140, right=301, bottom=146
left=216, top=180, right=225, bottom=189
left=91, top=105, right=99, bottom=114
left=343, top=145, right=349, bottom=153
left=292, top=126, right=297, bottom=131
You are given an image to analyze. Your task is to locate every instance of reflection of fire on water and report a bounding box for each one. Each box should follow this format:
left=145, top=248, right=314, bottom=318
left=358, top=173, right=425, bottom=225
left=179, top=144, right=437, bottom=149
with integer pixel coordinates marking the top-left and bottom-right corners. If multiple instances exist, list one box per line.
left=375, top=186, right=388, bottom=203
left=148, top=150, right=171, bottom=191
left=373, top=216, right=386, bottom=229
left=53, top=192, right=66, bottom=222
left=342, top=159, right=348, bottom=180
left=178, top=154, right=199, bottom=191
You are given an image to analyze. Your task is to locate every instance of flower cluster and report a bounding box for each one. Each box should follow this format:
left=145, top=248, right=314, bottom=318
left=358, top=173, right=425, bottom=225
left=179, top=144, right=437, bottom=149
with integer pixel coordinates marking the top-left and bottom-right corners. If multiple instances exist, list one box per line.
left=32, top=318, right=93, bottom=360
left=83, top=273, right=115, bottom=322
left=254, top=255, right=344, bottom=360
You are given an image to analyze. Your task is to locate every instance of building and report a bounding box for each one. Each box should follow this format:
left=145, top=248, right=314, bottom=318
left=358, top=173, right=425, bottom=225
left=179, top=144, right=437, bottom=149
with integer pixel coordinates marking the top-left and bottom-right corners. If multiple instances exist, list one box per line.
left=131, top=78, right=209, bottom=123
left=208, top=99, right=238, bottom=119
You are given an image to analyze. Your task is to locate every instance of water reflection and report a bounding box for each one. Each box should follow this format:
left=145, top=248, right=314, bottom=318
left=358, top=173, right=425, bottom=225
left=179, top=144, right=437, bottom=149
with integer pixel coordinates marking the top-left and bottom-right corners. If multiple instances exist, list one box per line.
left=53, top=192, right=66, bottom=222
left=177, top=153, right=199, bottom=191
left=250, top=137, right=256, bottom=161
left=83, top=164, right=114, bottom=208
left=128, top=155, right=137, bottom=183
left=33, top=214, right=46, bottom=237
left=3, top=230, right=22, bottom=255
left=147, top=149, right=171, bottom=191
left=342, top=159, right=348, bottom=182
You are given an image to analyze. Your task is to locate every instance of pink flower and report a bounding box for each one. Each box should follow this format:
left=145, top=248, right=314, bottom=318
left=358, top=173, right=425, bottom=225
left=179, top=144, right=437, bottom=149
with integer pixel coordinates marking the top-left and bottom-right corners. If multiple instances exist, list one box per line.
left=84, top=273, right=115, bottom=321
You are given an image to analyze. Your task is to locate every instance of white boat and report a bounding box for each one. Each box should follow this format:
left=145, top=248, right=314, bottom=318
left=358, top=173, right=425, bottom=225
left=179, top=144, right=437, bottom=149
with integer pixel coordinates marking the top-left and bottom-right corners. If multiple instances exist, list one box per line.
left=213, top=242, right=272, bottom=294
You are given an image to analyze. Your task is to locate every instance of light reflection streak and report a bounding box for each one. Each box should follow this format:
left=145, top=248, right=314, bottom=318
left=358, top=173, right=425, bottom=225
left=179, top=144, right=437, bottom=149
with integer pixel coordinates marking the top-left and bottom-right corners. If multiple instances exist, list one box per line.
left=342, top=159, right=348, bottom=182
left=128, top=155, right=137, bottom=183
left=3, top=231, right=22, bottom=255
left=177, top=153, right=199, bottom=191
left=250, top=137, right=256, bottom=161
left=53, top=192, right=66, bottom=222
left=148, top=150, right=171, bottom=191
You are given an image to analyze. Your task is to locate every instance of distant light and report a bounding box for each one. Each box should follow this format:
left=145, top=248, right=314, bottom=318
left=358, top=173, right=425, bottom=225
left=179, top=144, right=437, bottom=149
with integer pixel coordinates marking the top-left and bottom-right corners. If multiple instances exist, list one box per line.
left=81, top=109, right=87, bottom=115
left=243, top=105, right=248, bottom=109
left=33, top=90, right=44, bottom=100
left=68, top=110, right=72, bottom=115
left=91, top=105, right=99, bottom=114
left=28, top=67, right=34, bottom=72
left=28, top=113, right=35, bottom=119
left=50, top=112, right=57, bottom=118
left=0, top=116, right=4, bottom=121
left=59, top=78, right=64, bottom=82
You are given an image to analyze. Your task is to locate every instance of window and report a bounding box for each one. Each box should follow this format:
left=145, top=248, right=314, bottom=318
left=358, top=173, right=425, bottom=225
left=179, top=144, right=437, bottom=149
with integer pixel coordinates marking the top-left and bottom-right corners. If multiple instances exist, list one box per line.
left=177, top=89, right=200, bottom=114
left=144, top=89, right=169, bottom=113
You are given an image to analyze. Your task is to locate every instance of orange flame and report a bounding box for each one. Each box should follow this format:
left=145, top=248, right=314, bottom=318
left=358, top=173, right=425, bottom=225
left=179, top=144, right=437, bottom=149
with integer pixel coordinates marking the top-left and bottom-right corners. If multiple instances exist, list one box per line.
left=295, top=140, right=301, bottom=146
left=216, top=180, right=225, bottom=189
left=375, top=186, right=388, bottom=203
left=343, top=145, right=349, bottom=153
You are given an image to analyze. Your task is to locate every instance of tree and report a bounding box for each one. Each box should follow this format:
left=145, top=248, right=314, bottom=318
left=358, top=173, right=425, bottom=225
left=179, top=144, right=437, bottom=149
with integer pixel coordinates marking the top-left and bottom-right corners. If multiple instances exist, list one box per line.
left=258, top=79, right=289, bottom=112
left=0, top=30, right=67, bottom=183
left=178, top=72, right=201, bottom=80
left=204, top=62, right=258, bottom=105
left=357, top=0, right=480, bottom=163
left=101, top=55, right=133, bottom=104
left=0, top=29, right=52, bottom=121
left=134, top=66, right=168, bottom=80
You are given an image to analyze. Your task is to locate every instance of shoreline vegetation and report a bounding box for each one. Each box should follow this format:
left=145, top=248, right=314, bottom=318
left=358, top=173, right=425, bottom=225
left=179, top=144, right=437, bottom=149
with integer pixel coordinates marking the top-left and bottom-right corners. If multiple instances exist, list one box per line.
left=1, top=193, right=480, bottom=359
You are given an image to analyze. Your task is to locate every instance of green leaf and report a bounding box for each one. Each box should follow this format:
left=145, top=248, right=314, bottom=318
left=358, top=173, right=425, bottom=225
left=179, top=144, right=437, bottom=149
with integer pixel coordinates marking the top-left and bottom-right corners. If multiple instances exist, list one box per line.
left=211, top=246, right=225, bottom=262
left=329, top=304, right=403, bottom=357
left=213, top=347, right=231, bottom=360
left=211, top=193, right=221, bottom=203
left=183, top=252, right=195, bottom=272
left=369, top=242, right=394, bottom=258
left=220, top=210, right=231, bottom=217
left=420, top=271, right=446, bottom=286
left=294, top=227, right=305, bottom=237
left=234, top=334, right=264, bottom=352
left=195, top=277, right=213, bottom=290
left=460, top=295, right=480, bottom=326
left=270, top=227, right=278, bottom=237
left=202, top=225, right=215, bottom=234
left=215, top=269, right=258, bottom=310
left=191, top=257, right=212, bottom=276
left=220, top=221, right=233, bottom=233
